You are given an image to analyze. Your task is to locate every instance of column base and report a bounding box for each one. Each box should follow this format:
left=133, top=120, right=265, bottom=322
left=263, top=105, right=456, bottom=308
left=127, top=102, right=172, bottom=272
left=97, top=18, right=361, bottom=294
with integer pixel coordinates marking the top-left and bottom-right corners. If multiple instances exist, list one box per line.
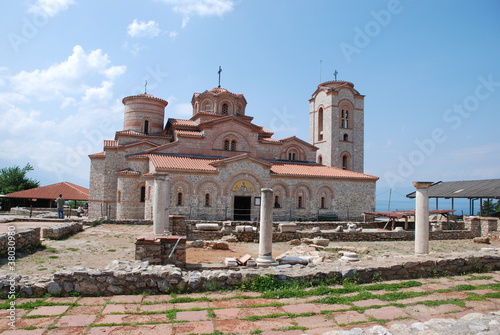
left=255, top=255, right=277, bottom=268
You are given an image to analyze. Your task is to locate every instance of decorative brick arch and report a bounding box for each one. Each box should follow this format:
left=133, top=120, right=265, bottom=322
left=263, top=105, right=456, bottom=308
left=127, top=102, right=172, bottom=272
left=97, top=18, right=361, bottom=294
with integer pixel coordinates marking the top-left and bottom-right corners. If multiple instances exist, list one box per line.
left=292, top=183, right=312, bottom=209
left=201, top=98, right=215, bottom=112
left=270, top=182, right=289, bottom=209
left=340, top=151, right=352, bottom=170
left=280, top=145, right=306, bottom=161
left=210, top=129, right=251, bottom=152
left=218, top=99, right=234, bottom=115
left=196, top=178, right=222, bottom=196
left=171, top=177, right=194, bottom=207
left=317, top=184, right=335, bottom=209
left=339, top=99, right=354, bottom=129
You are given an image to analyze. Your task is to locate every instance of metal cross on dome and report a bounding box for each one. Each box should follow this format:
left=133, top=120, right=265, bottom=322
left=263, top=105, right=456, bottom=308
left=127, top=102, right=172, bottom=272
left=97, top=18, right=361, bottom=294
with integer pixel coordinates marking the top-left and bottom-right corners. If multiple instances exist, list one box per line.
left=218, top=66, right=222, bottom=88
left=334, top=70, right=338, bottom=81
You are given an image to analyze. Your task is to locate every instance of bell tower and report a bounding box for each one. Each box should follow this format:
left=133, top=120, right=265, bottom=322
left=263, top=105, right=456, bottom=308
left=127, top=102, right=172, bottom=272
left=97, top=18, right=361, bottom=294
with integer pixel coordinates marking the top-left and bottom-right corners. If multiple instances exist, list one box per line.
left=309, top=80, right=365, bottom=173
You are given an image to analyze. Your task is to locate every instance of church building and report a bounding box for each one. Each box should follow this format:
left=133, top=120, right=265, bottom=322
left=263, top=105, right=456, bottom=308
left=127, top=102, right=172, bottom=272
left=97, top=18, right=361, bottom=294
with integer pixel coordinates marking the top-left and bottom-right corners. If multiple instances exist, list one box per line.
left=88, top=80, right=378, bottom=221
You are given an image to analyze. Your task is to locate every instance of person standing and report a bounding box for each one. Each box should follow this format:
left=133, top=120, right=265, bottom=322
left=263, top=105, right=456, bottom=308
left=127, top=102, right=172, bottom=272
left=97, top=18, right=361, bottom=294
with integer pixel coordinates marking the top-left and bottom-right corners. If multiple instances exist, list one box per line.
left=56, top=194, right=65, bottom=219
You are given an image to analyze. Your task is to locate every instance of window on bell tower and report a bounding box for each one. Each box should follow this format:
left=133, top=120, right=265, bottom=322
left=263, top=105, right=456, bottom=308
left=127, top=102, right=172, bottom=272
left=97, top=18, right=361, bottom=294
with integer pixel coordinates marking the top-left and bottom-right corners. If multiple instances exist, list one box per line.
left=318, top=107, right=324, bottom=141
left=341, top=109, right=349, bottom=129
left=221, top=103, right=228, bottom=115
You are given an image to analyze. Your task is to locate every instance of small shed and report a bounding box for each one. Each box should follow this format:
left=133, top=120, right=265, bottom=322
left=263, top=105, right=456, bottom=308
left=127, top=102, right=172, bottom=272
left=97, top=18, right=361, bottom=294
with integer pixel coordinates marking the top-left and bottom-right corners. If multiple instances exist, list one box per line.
left=3, top=182, right=89, bottom=209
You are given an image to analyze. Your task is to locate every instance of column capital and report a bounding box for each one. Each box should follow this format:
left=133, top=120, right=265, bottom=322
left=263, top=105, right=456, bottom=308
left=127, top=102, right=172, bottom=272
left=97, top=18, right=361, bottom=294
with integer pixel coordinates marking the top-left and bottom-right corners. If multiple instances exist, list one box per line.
left=260, top=188, right=273, bottom=194
left=412, top=181, right=433, bottom=189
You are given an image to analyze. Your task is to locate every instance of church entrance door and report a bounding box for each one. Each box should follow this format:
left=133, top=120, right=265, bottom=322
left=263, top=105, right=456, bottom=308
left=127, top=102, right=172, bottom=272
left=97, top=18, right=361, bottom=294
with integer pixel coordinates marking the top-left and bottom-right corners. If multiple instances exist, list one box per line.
left=233, top=196, right=251, bottom=221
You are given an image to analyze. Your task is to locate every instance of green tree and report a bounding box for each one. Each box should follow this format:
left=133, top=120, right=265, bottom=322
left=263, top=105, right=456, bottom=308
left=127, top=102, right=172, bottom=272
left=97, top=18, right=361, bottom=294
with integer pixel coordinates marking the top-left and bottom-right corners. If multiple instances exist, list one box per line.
left=480, top=199, right=500, bottom=216
left=0, top=163, right=40, bottom=195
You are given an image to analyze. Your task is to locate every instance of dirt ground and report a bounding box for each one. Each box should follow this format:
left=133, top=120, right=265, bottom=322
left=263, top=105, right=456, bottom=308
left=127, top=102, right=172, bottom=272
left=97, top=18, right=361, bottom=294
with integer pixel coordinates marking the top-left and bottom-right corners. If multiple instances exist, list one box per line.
left=2, top=223, right=499, bottom=277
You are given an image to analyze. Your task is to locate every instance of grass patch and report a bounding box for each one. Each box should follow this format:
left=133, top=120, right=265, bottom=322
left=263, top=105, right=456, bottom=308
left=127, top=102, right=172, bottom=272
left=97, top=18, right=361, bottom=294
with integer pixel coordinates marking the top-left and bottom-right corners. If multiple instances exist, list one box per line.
left=168, top=296, right=213, bottom=303
left=417, top=298, right=466, bottom=308
left=107, top=249, right=116, bottom=252
left=484, top=292, right=500, bottom=299
left=274, top=325, right=308, bottom=331
left=242, top=311, right=316, bottom=321
left=377, top=291, right=430, bottom=301
left=66, top=247, right=79, bottom=252
left=453, top=284, right=477, bottom=291
left=48, top=255, right=59, bottom=259
left=467, top=275, right=493, bottom=281
left=44, top=247, right=58, bottom=253
left=249, top=330, right=262, bottom=334
left=465, top=292, right=487, bottom=301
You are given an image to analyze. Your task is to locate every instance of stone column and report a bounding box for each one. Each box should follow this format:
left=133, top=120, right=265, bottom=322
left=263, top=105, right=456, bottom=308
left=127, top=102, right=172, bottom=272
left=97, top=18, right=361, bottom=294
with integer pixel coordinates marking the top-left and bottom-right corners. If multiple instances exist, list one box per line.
left=153, top=173, right=170, bottom=235
left=413, top=182, right=433, bottom=254
left=256, top=188, right=276, bottom=267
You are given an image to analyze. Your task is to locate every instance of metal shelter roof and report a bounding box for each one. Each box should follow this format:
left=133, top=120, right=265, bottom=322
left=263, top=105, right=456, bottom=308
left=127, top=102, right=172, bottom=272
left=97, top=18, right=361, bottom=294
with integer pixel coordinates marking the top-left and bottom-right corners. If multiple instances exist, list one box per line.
left=406, top=179, right=500, bottom=199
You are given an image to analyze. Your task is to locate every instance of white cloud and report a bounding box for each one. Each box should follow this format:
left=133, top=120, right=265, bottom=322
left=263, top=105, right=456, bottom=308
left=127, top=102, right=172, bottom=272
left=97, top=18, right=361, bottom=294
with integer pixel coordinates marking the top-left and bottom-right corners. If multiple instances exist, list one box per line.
left=163, top=0, right=234, bottom=17
left=28, top=0, right=76, bottom=17
left=171, top=102, right=193, bottom=116
left=127, top=19, right=161, bottom=38
left=1, top=45, right=125, bottom=183
left=161, top=0, right=234, bottom=27
left=10, top=45, right=125, bottom=101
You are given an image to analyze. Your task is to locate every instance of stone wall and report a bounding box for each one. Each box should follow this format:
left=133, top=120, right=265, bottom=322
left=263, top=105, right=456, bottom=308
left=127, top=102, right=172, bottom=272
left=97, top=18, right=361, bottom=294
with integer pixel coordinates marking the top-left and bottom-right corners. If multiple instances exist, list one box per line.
left=464, top=217, right=499, bottom=237
left=188, top=230, right=476, bottom=243
left=42, top=222, right=83, bottom=240
left=135, top=235, right=186, bottom=267
left=0, top=228, right=41, bottom=256
left=2, top=253, right=499, bottom=297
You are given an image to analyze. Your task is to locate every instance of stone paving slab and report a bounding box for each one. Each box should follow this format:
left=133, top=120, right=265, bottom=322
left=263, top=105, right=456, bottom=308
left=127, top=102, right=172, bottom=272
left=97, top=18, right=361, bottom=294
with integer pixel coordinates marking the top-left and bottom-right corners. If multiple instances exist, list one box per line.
left=1, top=271, right=499, bottom=334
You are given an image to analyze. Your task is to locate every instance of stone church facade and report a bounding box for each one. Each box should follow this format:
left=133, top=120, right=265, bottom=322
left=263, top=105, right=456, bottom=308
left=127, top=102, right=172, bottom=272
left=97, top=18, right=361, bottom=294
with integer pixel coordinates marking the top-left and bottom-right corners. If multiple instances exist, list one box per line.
left=88, top=80, right=378, bottom=221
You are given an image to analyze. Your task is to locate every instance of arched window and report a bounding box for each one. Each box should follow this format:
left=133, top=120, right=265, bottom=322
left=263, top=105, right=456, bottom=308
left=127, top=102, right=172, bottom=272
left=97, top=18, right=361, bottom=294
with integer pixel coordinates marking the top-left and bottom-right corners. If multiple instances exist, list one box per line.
left=297, top=196, right=303, bottom=208
left=318, top=107, right=324, bottom=141
left=342, top=154, right=351, bottom=170
left=204, top=101, right=212, bottom=112
left=221, top=103, right=228, bottom=115
left=205, top=193, right=211, bottom=207
left=177, top=192, right=183, bottom=206
left=230, top=140, right=237, bottom=151
left=320, top=197, right=326, bottom=209
left=117, top=191, right=121, bottom=202
left=318, top=155, right=323, bottom=165
left=144, top=120, right=149, bottom=134
left=343, top=134, right=349, bottom=141
left=274, top=195, right=281, bottom=208
left=288, top=152, right=296, bottom=160
left=140, top=186, right=146, bottom=203
left=224, top=140, right=230, bottom=150
left=341, top=109, right=349, bottom=129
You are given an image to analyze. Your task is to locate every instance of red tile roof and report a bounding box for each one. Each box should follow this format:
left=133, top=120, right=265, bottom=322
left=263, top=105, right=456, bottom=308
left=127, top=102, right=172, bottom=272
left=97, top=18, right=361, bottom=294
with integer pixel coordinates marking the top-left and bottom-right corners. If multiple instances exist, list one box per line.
left=115, top=130, right=169, bottom=138
left=270, top=163, right=379, bottom=180
left=169, top=119, right=198, bottom=128
left=175, top=130, right=204, bottom=137
left=5, top=182, right=89, bottom=200
left=89, top=152, right=105, bottom=158
left=149, top=155, right=218, bottom=172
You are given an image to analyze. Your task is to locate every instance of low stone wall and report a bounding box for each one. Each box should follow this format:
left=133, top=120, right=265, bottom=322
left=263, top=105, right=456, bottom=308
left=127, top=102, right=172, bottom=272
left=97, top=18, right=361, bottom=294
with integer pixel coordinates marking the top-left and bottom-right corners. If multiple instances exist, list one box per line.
left=0, top=228, right=41, bottom=256
left=135, top=235, right=186, bottom=267
left=465, top=217, right=499, bottom=237
left=42, top=222, right=83, bottom=240
left=2, top=253, right=499, bottom=297
left=189, top=230, right=475, bottom=243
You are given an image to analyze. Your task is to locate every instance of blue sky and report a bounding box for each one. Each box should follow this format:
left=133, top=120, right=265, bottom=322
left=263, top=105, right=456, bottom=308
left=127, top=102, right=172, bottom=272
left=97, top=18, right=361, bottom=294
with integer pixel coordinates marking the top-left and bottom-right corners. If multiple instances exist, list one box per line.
left=1, top=0, right=499, bottom=213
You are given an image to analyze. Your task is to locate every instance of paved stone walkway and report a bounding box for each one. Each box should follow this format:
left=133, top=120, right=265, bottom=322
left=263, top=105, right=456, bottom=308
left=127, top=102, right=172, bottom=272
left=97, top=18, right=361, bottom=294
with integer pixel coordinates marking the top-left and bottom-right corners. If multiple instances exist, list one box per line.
left=1, top=271, right=499, bottom=334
